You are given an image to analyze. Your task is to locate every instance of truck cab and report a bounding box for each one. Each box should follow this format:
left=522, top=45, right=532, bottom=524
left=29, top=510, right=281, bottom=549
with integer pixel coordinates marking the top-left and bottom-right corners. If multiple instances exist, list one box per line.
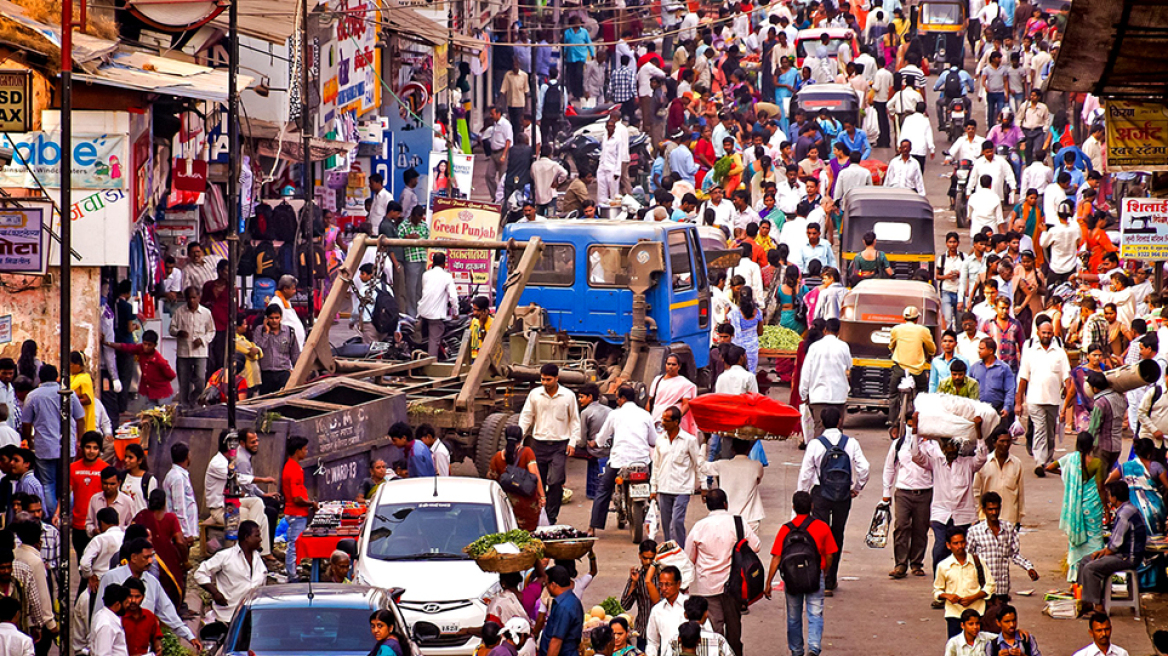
left=498, top=221, right=712, bottom=387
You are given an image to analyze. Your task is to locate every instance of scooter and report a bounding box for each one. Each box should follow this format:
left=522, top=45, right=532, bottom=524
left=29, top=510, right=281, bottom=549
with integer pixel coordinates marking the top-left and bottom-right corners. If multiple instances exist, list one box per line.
left=613, top=462, right=651, bottom=544
left=947, top=98, right=968, bottom=143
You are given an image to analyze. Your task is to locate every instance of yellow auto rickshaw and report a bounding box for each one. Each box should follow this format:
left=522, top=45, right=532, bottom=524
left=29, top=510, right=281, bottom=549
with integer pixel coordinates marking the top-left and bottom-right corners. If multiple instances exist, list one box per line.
left=841, top=187, right=936, bottom=284
left=911, top=0, right=967, bottom=65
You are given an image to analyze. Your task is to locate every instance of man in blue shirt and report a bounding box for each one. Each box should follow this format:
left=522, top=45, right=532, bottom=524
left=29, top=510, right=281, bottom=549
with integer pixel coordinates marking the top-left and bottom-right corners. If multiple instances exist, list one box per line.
left=669, top=131, right=698, bottom=185
left=539, top=565, right=584, bottom=656
left=1078, top=480, right=1147, bottom=614
left=20, top=364, right=84, bottom=517
left=833, top=116, right=871, bottom=161
left=388, top=421, right=436, bottom=477
left=562, top=17, right=593, bottom=101
left=969, top=337, right=1016, bottom=418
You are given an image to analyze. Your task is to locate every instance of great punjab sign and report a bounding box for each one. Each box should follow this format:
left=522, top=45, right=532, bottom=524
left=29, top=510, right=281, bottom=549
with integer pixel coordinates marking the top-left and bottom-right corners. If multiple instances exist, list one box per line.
left=1106, top=100, right=1168, bottom=172
left=1120, top=198, right=1168, bottom=260
left=0, top=71, right=30, bottom=132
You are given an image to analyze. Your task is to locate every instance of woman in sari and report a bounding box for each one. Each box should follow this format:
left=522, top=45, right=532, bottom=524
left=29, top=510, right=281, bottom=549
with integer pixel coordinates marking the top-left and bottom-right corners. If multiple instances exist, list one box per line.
left=1010, top=189, right=1045, bottom=268
left=717, top=135, right=745, bottom=194
left=847, top=232, right=894, bottom=285
left=1106, top=438, right=1168, bottom=535
left=488, top=426, right=544, bottom=531
left=1082, top=211, right=1119, bottom=274
left=1046, top=432, right=1106, bottom=581
left=647, top=353, right=699, bottom=435
left=778, top=265, right=807, bottom=335
left=827, top=142, right=851, bottom=198
left=133, top=489, right=189, bottom=608
left=1064, top=343, right=1107, bottom=433
left=776, top=56, right=799, bottom=131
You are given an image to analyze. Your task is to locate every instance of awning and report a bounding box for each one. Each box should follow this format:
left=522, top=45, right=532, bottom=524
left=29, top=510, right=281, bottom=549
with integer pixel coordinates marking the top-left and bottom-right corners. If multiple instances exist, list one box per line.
left=74, top=51, right=253, bottom=103
left=209, top=0, right=297, bottom=44
left=242, top=117, right=356, bottom=161
left=380, top=5, right=447, bottom=45
left=0, top=0, right=119, bottom=64
left=1049, top=0, right=1168, bottom=98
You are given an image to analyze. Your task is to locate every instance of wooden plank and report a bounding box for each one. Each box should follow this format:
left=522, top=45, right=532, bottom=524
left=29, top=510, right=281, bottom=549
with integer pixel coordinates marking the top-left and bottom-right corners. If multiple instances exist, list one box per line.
left=283, top=399, right=347, bottom=412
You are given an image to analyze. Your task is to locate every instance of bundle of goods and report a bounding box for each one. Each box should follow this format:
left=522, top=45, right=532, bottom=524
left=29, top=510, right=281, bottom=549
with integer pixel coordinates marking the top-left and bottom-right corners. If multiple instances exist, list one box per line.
left=464, top=530, right=544, bottom=573
left=534, top=525, right=596, bottom=560
left=913, top=393, right=1001, bottom=447
left=688, top=392, right=801, bottom=439
left=305, top=501, right=365, bottom=537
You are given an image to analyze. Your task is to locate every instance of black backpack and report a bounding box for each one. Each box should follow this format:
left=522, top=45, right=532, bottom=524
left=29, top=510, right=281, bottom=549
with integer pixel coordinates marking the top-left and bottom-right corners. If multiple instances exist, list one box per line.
left=943, top=71, right=963, bottom=99
left=253, top=241, right=282, bottom=280
left=544, top=81, right=563, bottom=118
left=371, top=283, right=400, bottom=336
left=269, top=202, right=298, bottom=242
left=726, top=516, right=766, bottom=607
left=778, top=517, right=822, bottom=595
left=817, top=435, right=853, bottom=503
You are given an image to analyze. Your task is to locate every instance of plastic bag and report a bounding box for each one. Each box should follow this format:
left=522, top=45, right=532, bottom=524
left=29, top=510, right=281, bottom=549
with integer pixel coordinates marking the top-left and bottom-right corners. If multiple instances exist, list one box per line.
left=646, top=499, right=659, bottom=540
left=800, top=404, right=814, bottom=443
left=865, top=502, right=891, bottom=548
left=656, top=540, right=695, bottom=591
left=863, top=106, right=880, bottom=141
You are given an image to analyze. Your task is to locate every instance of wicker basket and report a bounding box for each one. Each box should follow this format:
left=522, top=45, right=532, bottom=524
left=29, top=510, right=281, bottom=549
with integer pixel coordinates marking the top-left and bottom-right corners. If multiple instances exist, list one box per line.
left=467, top=542, right=544, bottom=573
left=542, top=538, right=596, bottom=561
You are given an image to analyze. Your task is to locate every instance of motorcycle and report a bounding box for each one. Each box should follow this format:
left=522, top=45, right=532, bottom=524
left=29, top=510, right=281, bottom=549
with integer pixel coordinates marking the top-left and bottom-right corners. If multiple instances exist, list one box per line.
left=997, top=144, right=1023, bottom=192
left=953, top=159, right=973, bottom=229
left=613, top=462, right=651, bottom=543
left=936, top=95, right=969, bottom=143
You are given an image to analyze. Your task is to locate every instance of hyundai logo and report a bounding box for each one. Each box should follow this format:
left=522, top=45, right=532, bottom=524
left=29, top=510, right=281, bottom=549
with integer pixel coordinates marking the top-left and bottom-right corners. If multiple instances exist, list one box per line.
left=422, top=603, right=441, bottom=613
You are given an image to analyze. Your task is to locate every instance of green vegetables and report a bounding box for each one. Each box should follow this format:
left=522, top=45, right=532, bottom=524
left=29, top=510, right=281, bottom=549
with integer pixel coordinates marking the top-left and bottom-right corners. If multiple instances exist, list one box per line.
left=760, top=325, right=801, bottom=351
left=465, top=530, right=542, bottom=558
left=712, top=156, right=733, bottom=184
left=600, top=596, right=625, bottom=617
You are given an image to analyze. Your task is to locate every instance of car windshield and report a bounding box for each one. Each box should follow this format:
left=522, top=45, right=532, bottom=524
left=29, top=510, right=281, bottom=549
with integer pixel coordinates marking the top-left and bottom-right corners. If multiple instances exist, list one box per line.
left=797, top=38, right=849, bottom=58
left=921, top=3, right=962, bottom=23
left=234, top=607, right=375, bottom=652
left=366, top=501, right=498, bottom=561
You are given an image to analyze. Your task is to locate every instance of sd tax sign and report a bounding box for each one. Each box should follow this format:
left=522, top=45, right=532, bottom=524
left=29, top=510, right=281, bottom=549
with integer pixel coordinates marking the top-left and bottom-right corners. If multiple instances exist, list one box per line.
left=0, top=71, right=30, bottom=132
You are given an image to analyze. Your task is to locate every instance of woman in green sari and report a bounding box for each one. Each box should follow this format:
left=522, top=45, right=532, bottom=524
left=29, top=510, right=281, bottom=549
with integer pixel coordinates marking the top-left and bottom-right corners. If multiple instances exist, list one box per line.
left=778, top=264, right=806, bottom=335
left=1045, top=432, right=1106, bottom=581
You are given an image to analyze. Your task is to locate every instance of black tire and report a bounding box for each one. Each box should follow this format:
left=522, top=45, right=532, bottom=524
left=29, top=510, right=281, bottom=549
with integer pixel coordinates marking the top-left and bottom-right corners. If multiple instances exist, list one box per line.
left=955, top=188, right=969, bottom=229
left=949, top=122, right=961, bottom=144
left=628, top=500, right=646, bottom=544
left=475, top=412, right=515, bottom=478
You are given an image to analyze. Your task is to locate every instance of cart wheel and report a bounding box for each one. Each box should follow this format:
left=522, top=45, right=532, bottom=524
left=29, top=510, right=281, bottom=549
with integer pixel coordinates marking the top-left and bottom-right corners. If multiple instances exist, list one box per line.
left=475, top=412, right=516, bottom=478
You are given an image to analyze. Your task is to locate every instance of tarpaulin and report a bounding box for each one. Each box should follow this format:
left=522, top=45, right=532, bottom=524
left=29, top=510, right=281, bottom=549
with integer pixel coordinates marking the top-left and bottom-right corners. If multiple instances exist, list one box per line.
left=688, top=393, right=801, bottom=437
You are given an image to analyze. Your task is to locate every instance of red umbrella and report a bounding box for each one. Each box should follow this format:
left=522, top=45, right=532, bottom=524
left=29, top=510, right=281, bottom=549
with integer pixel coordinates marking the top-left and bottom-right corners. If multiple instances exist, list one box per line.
left=688, top=393, right=801, bottom=438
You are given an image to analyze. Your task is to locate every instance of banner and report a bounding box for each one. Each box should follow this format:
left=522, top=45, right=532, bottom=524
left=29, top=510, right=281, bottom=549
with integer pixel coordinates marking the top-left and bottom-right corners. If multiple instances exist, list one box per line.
left=0, top=207, right=45, bottom=273
left=426, top=151, right=474, bottom=208
left=430, top=198, right=500, bottom=292
left=46, top=188, right=132, bottom=266
left=0, top=71, right=31, bottom=132
left=1106, top=100, right=1168, bottom=172
left=1120, top=197, right=1168, bottom=259
left=0, top=132, right=127, bottom=189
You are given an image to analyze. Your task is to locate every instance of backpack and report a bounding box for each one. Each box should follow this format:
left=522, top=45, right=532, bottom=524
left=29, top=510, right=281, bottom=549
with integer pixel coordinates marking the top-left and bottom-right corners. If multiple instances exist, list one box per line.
left=943, top=71, right=963, bottom=99
left=371, top=283, right=400, bottom=336
left=792, top=291, right=809, bottom=326
left=778, top=517, right=822, bottom=595
left=816, top=434, right=853, bottom=503
left=990, top=15, right=1008, bottom=40
left=269, top=202, right=298, bottom=242
left=544, top=81, right=564, bottom=119
left=725, top=515, right=767, bottom=608
left=253, top=241, right=283, bottom=280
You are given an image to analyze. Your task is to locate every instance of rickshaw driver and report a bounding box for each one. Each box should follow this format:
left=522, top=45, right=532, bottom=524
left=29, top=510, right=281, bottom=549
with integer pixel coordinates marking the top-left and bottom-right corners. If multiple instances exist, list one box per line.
left=933, top=59, right=974, bottom=124
left=888, top=306, right=937, bottom=432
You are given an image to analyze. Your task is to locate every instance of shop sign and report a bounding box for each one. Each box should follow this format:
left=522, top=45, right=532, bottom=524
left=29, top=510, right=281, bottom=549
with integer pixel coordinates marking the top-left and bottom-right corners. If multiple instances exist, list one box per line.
left=0, top=71, right=31, bottom=132
left=426, top=151, right=474, bottom=207
left=430, top=198, right=499, bottom=291
left=319, top=0, right=381, bottom=128
left=0, top=207, right=44, bottom=273
left=46, top=188, right=131, bottom=266
left=1106, top=100, right=1168, bottom=172
left=0, top=315, right=10, bottom=345
left=0, top=132, right=127, bottom=189
left=1120, top=197, right=1168, bottom=259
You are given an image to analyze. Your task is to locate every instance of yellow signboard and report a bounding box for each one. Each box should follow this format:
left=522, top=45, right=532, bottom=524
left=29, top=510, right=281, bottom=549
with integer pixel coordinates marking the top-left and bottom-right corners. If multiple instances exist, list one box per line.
left=1105, top=100, right=1168, bottom=172
left=0, top=71, right=31, bottom=132
left=434, top=44, right=448, bottom=95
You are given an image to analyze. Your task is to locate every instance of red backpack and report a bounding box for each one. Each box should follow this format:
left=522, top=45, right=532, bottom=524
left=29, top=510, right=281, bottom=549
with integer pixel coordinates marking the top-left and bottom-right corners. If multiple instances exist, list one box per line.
left=725, top=516, right=767, bottom=608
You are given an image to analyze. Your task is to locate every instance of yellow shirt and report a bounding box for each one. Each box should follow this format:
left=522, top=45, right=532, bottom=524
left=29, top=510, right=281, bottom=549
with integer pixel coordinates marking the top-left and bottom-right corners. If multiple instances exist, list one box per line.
left=235, top=335, right=264, bottom=389
left=888, top=322, right=936, bottom=375
left=470, top=316, right=493, bottom=359
left=71, top=373, right=96, bottom=433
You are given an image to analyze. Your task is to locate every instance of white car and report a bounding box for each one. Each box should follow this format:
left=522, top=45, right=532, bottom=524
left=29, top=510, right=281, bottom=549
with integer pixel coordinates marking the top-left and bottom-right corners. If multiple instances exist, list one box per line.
left=355, top=476, right=519, bottom=655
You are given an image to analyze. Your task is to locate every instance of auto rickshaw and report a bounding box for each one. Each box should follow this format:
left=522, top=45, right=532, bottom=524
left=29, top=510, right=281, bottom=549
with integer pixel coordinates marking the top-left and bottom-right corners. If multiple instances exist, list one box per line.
left=840, top=187, right=936, bottom=283
left=840, top=279, right=941, bottom=413
left=910, top=0, right=967, bottom=65
left=788, top=84, right=862, bottom=136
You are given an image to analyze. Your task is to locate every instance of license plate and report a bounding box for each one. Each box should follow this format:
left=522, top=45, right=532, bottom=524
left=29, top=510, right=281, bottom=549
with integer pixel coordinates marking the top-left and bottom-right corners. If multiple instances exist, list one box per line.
left=630, top=483, right=650, bottom=498
left=441, top=624, right=460, bottom=634
left=953, top=111, right=964, bottom=118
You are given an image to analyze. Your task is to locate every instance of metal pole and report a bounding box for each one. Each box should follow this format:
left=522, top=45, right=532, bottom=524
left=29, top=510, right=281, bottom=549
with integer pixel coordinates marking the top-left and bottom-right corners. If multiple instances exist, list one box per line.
left=448, top=3, right=457, bottom=198
left=58, top=0, right=74, bottom=650
left=226, top=0, right=239, bottom=429
left=301, top=0, right=314, bottom=326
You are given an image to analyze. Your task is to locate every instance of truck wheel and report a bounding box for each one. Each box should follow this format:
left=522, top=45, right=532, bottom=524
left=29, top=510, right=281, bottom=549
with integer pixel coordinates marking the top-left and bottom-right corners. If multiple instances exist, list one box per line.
left=628, top=500, right=646, bottom=543
left=475, top=412, right=515, bottom=478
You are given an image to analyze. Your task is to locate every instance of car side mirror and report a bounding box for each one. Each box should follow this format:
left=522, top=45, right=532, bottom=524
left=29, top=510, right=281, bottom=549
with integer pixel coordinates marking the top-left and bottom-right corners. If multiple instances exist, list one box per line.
left=199, top=621, right=229, bottom=645
left=413, top=621, right=442, bottom=642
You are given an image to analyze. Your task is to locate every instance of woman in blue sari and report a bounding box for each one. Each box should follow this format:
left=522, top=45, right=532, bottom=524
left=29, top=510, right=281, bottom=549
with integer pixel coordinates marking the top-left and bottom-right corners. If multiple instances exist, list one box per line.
left=1106, top=438, right=1167, bottom=536
left=775, top=56, right=800, bottom=133
left=1046, top=432, right=1106, bottom=581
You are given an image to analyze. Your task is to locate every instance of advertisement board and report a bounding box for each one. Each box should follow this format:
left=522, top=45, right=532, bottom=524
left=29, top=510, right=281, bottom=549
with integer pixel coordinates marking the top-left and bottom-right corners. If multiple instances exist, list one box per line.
left=1120, top=197, right=1168, bottom=259
left=429, top=198, right=500, bottom=292
left=1106, top=100, right=1168, bottom=172
left=0, top=132, right=127, bottom=189
left=0, top=207, right=45, bottom=273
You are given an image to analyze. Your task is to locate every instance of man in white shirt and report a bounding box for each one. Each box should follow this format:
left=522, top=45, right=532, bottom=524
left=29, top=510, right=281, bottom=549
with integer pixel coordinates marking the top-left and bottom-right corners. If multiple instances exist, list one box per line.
left=683, top=490, right=759, bottom=656
left=204, top=431, right=273, bottom=554
left=800, top=318, right=852, bottom=440
left=418, top=425, right=450, bottom=476
left=793, top=222, right=836, bottom=273
left=590, top=386, right=657, bottom=535
left=968, top=174, right=1006, bottom=237
left=778, top=202, right=814, bottom=253
left=637, top=59, right=667, bottom=135
left=882, top=424, right=934, bottom=578
left=872, top=63, right=895, bottom=148
left=1043, top=172, right=1072, bottom=227
left=518, top=364, right=580, bottom=524
left=169, top=286, right=216, bottom=407
left=886, top=140, right=927, bottom=196
left=726, top=243, right=765, bottom=306
left=91, top=584, right=130, bottom=656
left=366, top=173, right=392, bottom=227
left=485, top=107, right=513, bottom=202
left=1019, top=155, right=1053, bottom=199
left=598, top=115, right=630, bottom=205
left=967, top=141, right=1016, bottom=204
left=417, top=252, right=458, bottom=358
left=728, top=190, right=760, bottom=233
left=958, top=234, right=990, bottom=311
left=775, top=165, right=807, bottom=215
left=0, top=596, right=32, bottom=656
left=1015, top=318, right=1072, bottom=476
left=796, top=406, right=868, bottom=594
left=646, top=566, right=690, bottom=656
left=699, top=438, right=765, bottom=532
left=651, top=406, right=704, bottom=547
left=701, top=186, right=735, bottom=232
left=899, top=102, right=935, bottom=172
left=194, top=520, right=267, bottom=623
left=833, top=151, right=873, bottom=209
left=1072, top=614, right=1130, bottom=656
left=1040, top=198, right=1081, bottom=286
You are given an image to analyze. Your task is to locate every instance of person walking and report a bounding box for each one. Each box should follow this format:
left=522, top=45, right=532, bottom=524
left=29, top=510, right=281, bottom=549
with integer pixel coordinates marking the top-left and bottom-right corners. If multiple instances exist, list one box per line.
left=966, top=491, right=1038, bottom=612
left=645, top=565, right=687, bottom=656
left=888, top=306, right=936, bottom=427
left=485, top=107, right=513, bottom=203
left=598, top=114, right=630, bottom=206
left=882, top=421, right=934, bottom=579
left=502, top=59, right=529, bottom=128
left=943, top=609, right=996, bottom=656
left=1074, top=614, right=1130, bottom=656
left=418, top=252, right=458, bottom=359
left=169, top=286, right=215, bottom=407
left=518, top=364, right=580, bottom=525
left=91, top=583, right=130, bottom=656
left=538, top=565, right=584, bottom=656
left=576, top=383, right=611, bottom=501
left=700, top=439, right=765, bottom=533
left=911, top=421, right=990, bottom=576
left=970, top=338, right=1017, bottom=420
left=683, top=490, right=758, bottom=656
left=796, top=407, right=868, bottom=595
left=562, top=17, right=593, bottom=100
left=397, top=205, right=430, bottom=318
left=933, top=526, right=995, bottom=639
left=650, top=406, right=704, bottom=547
left=973, top=427, right=1025, bottom=525
left=487, top=426, right=544, bottom=532
left=1015, top=318, right=1072, bottom=477
left=799, top=318, right=851, bottom=440
left=590, top=386, right=657, bottom=537
left=194, top=520, right=267, bottom=623
left=764, top=490, right=837, bottom=656
left=19, top=364, right=84, bottom=517
left=281, top=436, right=317, bottom=582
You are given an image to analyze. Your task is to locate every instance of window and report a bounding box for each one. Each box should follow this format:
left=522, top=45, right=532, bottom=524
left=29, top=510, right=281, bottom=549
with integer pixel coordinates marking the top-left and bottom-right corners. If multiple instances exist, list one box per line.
left=235, top=608, right=376, bottom=652
left=527, top=244, right=575, bottom=286
left=796, top=38, right=850, bottom=59
left=669, top=231, right=694, bottom=291
left=689, top=232, right=708, bottom=292
left=587, top=246, right=632, bottom=287
left=366, top=502, right=498, bottom=561
left=872, top=221, right=913, bottom=243
left=921, top=4, right=962, bottom=24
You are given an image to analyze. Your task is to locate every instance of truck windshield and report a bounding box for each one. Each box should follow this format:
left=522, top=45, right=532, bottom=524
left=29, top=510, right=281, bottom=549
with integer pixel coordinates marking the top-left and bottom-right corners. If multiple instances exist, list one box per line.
left=588, top=246, right=631, bottom=287
left=234, top=607, right=376, bottom=652
left=366, top=502, right=498, bottom=561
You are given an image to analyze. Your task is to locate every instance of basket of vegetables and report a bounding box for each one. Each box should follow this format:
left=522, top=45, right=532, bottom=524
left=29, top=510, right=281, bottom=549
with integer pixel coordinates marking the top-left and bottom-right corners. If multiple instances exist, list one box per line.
left=758, top=325, right=801, bottom=357
left=464, top=530, right=544, bottom=573
left=534, top=526, right=596, bottom=561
